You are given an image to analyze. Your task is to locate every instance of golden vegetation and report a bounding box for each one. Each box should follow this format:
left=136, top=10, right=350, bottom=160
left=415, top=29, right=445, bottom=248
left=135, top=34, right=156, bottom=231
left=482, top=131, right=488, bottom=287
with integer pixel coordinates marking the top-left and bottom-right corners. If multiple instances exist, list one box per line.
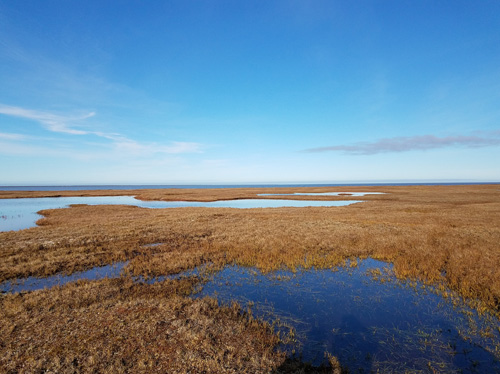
left=0, top=277, right=291, bottom=373
left=1, top=185, right=499, bottom=310
left=0, top=184, right=499, bottom=372
left=0, top=185, right=384, bottom=202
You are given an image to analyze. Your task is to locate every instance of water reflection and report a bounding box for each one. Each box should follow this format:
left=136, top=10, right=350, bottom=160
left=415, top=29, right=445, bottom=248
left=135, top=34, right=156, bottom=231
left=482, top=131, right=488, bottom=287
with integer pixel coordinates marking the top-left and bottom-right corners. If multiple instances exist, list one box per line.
left=258, top=192, right=385, bottom=197
left=0, top=196, right=360, bottom=232
left=194, top=260, right=500, bottom=373
left=0, top=262, right=127, bottom=293
left=2, top=258, right=499, bottom=372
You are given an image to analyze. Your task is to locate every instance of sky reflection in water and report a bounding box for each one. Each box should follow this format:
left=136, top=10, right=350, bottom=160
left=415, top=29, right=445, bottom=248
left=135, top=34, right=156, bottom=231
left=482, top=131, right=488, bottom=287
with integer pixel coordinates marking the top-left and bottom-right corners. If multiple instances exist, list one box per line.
left=195, top=259, right=500, bottom=373
left=0, top=262, right=127, bottom=293
left=1, top=258, right=499, bottom=372
left=258, top=191, right=385, bottom=197
left=0, top=196, right=360, bottom=232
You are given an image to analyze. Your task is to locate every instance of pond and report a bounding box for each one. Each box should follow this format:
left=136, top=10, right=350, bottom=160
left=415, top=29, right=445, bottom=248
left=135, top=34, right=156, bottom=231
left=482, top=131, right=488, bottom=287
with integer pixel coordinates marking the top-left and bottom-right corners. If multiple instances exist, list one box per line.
left=195, top=260, right=500, bottom=373
left=0, top=196, right=361, bottom=232
left=258, top=191, right=385, bottom=197
left=0, top=262, right=128, bottom=293
left=2, top=258, right=499, bottom=373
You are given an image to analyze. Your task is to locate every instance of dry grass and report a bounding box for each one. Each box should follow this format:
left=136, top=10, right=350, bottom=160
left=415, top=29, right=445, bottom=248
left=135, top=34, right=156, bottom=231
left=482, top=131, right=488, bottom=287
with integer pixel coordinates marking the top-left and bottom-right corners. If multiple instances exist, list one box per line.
left=0, top=276, right=293, bottom=373
left=1, top=185, right=499, bottom=310
left=0, top=186, right=381, bottom=202
left=0, top=184, right=498, bottom=372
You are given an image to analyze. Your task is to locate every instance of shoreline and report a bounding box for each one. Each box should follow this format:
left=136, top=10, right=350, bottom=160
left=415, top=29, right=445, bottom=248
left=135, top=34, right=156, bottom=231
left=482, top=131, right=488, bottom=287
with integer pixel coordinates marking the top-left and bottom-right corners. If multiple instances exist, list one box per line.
left=1, top=183, right=498, bottom=201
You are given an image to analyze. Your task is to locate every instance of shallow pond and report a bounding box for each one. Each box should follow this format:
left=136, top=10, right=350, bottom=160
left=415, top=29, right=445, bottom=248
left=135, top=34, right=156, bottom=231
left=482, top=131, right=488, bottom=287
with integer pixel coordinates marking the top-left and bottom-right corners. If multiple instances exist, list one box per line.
left=0, top=196, right=360, bottom=231
left=195, top=260, right=500, bottom=373
left=258, top=191, right=385, bottom=197
left=2, top=258, right=499, bottom=373
left=0, top=262, right=128, bottom=293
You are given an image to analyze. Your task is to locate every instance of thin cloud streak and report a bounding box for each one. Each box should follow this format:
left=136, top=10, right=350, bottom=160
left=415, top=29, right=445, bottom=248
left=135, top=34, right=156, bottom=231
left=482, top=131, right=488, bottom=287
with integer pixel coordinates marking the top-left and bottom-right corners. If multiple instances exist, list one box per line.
left=0, top=104, right=202, bottom=155
left=0, top=104, right=95, bottom=135
left=303, top=133, right=500, bottom=155
left=112, top=139, right=202, bottom=155
left=0, top=132, right=26, bottom=140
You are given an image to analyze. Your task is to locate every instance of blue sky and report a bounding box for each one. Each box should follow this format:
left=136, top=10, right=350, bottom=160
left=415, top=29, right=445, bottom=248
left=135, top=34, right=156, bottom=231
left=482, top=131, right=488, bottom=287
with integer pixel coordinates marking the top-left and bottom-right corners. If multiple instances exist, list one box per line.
left=1, top=1, right=499, bottom=185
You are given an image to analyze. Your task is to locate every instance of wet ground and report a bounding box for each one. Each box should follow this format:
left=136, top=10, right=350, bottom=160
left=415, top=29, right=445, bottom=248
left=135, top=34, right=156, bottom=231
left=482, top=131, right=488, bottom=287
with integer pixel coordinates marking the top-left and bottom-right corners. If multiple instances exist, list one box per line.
left=194, top=260, right=500, bottom=372
left=2, top=258, right=499, bottom=373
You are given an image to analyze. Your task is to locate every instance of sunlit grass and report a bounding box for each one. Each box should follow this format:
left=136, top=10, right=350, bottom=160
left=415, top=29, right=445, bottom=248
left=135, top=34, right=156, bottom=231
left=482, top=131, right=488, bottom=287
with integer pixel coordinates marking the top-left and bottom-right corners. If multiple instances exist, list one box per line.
left=0, top=184, right=499, bottom=372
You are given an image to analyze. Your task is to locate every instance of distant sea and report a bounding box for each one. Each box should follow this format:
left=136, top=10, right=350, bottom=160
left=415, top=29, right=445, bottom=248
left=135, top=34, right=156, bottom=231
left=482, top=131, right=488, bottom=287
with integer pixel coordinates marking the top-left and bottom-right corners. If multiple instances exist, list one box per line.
left=0, top=182, right=498, bottom=191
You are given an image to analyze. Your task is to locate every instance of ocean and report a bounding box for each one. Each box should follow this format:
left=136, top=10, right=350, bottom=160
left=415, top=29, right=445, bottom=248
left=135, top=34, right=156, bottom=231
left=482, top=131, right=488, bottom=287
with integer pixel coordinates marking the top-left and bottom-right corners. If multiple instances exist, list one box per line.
left=0, top=182, right=497, bottom=191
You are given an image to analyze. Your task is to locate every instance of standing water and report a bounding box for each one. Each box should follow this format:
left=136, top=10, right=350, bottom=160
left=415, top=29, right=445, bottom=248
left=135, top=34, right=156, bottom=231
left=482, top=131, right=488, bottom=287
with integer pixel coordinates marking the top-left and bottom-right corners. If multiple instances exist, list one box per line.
left=2, top=258, right=499, bottom=372
left=194, top=259, right=500, bottom=373
left=0, top=196, right=360, bottom=232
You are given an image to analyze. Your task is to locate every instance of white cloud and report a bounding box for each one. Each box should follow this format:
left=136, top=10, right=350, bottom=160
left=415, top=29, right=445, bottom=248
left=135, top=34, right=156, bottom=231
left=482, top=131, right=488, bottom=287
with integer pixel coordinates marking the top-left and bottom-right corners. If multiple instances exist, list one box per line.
left=113, top=139, right=202, bottom=155
left=0, top=104, right=203, bottom=156
left=0, top=132, right=26, bottom=140
left=303, top=132, right=500, bottom=155
left=0, top=104, right=96, bottom=135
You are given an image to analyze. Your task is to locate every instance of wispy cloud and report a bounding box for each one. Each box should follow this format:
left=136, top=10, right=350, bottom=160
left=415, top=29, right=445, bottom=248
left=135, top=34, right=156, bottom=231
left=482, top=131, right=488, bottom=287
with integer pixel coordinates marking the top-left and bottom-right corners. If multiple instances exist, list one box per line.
left=0, top=132, right=27, bottom=140
left=0, top=104, right=96, bottom=135
left=112, top=139, right=202, bottom=155
left=303, top=133, right=500, bottom=155
left=0, top=104, right=202, bottom=156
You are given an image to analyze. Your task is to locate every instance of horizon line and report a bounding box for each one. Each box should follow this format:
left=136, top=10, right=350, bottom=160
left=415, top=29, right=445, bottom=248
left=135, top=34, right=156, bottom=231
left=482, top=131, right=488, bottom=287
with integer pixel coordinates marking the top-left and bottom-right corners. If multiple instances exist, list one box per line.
left=1, top=180, right=499, bottom=188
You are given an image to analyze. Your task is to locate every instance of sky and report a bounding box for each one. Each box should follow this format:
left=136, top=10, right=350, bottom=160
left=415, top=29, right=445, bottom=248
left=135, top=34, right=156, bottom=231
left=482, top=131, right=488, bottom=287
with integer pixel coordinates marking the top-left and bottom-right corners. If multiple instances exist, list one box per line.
left=0, top=1, right=499, bottom=185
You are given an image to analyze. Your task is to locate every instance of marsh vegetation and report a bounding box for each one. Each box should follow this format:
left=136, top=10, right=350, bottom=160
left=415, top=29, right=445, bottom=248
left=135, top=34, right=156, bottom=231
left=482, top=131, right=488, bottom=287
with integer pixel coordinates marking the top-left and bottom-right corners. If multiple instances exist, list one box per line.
left=1, top=184, right=499, bottom=373
left=0, top=196, right=359, bottom=232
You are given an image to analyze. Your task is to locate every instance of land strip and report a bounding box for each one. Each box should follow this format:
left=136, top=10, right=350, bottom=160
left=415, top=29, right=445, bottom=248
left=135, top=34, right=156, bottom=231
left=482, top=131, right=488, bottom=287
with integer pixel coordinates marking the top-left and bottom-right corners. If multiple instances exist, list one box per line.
left=0, top=185, right=391, bottom=201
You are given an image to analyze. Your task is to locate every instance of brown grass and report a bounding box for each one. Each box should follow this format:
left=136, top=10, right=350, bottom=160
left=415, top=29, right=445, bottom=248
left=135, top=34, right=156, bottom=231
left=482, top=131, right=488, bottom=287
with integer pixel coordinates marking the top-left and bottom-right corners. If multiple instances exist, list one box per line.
left=1, top=185, right=499, bottom=310
left=0, top=276, right=293, bottom=373
left=0, top=184, right=498, bottom=372
left=0, top=185, right=389, bottom=202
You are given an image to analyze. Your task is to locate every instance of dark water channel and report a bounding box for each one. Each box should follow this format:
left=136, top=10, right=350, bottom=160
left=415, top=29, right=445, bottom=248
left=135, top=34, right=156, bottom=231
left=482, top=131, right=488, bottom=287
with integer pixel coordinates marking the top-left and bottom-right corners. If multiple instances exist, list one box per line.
left=0, top=262, right=128, bottom=293
left=0, top=196, right=360, bottom=232
left=2, top=258, right=499, bottom=373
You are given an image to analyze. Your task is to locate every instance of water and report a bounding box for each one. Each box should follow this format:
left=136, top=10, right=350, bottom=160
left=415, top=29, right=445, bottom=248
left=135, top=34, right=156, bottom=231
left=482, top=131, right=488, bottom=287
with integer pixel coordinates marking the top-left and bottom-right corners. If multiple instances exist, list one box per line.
left=258, top=192, right=385, bottom=197
left=0, top=196, right=360, bottom=232
left=0, top=182, right=497, bottom=191
left=1, top=184, right=348, bottom=191
left=196, top=260, right=500, bottom=373
left=2, top=258, right=499, bottom=372
left=0, top=262, right=127, bottom=293
left=0, top=261, right=200, bottom=294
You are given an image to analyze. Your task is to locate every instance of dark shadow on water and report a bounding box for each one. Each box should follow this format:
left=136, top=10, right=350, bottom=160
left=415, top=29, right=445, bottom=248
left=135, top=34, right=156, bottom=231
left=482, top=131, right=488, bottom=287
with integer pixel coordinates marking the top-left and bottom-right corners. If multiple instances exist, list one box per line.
left=272, top=357, right=343, bottom=374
